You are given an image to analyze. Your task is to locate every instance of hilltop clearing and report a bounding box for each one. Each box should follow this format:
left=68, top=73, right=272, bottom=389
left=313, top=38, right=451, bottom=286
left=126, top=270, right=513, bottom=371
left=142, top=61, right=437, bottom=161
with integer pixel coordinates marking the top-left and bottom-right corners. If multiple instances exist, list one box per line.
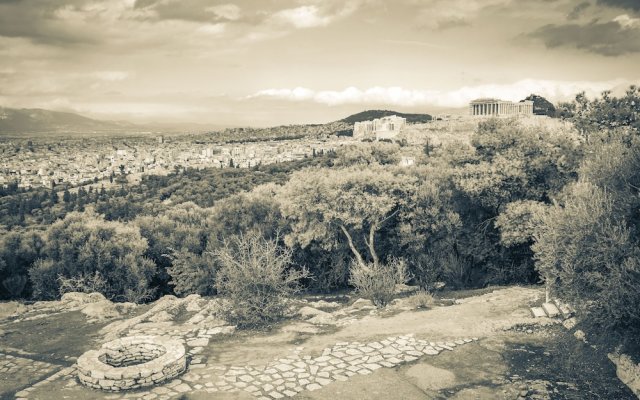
left=0, top=286, right=634, bottom=400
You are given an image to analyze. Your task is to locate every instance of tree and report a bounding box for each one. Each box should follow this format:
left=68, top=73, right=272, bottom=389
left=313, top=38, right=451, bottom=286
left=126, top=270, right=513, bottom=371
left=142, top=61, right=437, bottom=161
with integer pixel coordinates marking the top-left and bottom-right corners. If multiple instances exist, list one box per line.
left=29, top=210, right=156, bottom=302
left=279, top=166, right=415, bottom=272
left=456, top=118, right=582, bottom=210
left=560, top=86, right=640, bottom=141
left=0, top=231, right=44, bottom=299
left=136, top=202, right=216, bottom=296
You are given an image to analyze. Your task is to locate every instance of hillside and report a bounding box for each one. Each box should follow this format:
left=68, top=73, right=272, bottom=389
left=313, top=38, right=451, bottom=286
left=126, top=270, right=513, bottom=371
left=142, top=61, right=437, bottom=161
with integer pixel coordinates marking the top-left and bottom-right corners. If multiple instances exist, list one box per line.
left=0, top=107, right=140, bottom=135
left=340, top=110, right=432, bottom=124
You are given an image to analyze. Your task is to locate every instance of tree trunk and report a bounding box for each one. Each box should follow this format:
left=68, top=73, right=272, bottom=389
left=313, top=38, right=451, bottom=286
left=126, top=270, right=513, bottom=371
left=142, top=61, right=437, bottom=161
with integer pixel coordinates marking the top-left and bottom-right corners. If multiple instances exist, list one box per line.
left=340, top=225, right=366, bottom=267
left=365, top=222, right=380, bottom=268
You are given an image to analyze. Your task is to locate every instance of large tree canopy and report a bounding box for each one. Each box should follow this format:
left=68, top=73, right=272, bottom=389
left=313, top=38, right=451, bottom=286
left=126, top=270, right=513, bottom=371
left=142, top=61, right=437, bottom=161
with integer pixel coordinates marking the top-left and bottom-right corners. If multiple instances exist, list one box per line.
left=278, top=166, right=416, bottom=268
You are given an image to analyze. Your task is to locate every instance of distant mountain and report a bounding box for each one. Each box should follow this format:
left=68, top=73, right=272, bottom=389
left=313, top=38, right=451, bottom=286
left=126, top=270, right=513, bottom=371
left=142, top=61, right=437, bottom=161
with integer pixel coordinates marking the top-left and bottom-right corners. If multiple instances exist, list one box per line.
left=340, top=110, right=432, bottom=124
left=0, top=107, right=140, bottom=135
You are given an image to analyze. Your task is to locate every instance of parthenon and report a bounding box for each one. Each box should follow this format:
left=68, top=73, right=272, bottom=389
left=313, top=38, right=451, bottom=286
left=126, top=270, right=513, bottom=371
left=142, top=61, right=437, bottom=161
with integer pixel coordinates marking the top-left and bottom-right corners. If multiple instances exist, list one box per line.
left=469, top=98, right=534, bottom=117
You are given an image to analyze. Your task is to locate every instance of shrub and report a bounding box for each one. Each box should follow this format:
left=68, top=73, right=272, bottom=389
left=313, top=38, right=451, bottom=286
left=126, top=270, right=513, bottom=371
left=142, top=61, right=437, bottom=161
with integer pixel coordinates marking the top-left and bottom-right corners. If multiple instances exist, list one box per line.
left=214, top=232, right=308, bottom=328
left=57, top=271, right=107, bottom=296
left=1, top=275, right=28, bottom=298
left=440, top=251, right=473, bottom=289
left=408, top=252, right=441, bottom=291
left=408, top=290, right=435, bottom=309
left=349, top=258, right=409, bottom=307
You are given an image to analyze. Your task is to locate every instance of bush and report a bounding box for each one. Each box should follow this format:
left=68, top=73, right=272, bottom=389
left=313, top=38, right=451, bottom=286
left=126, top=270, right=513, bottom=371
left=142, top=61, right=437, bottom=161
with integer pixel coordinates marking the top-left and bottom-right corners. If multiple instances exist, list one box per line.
left=214, top=232, right=308, bottom=328
left=349, top=258, right=409, bottom=307
left=533, top=182, right=640, bottom=331
left=166, top=247, right=218, bottom=296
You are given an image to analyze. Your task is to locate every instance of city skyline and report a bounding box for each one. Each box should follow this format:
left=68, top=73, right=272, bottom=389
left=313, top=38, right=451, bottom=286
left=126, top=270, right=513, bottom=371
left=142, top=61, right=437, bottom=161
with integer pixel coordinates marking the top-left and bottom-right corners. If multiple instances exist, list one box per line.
left=0, top=0, right=639, bottom=127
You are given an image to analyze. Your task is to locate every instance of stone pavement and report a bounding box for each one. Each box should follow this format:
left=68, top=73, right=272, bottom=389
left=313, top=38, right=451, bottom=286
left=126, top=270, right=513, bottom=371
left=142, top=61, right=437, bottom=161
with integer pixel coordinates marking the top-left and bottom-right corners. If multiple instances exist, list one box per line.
left=14, top=334, right=478, bottom=400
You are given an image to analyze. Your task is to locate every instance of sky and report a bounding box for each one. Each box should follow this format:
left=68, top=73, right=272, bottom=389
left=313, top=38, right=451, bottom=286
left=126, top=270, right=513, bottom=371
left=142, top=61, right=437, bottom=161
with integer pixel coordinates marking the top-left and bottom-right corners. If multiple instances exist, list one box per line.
left=0, top=0, right=639, bottom=127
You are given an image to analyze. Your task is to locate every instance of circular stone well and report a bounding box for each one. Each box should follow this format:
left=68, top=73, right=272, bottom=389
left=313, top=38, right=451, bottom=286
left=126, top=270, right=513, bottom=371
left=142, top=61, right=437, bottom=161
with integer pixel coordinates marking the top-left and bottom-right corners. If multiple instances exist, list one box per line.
left=77, top=335, right=187, bottom=391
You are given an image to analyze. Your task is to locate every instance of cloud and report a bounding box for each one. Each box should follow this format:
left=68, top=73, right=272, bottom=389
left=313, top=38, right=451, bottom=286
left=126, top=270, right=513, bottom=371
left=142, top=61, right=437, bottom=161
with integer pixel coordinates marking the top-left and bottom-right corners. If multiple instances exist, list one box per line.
left=134, top=0, right=241, bottom=22
left=271, top=2, right=360, bottom=29
left=567, top=1, right=590, bottom=20
left=93, top=71, right=129, bottom=81
left=206, top=4, right=241, bottom=21
left=597, top=0, right=640, bottom=12
left=248, top=79, right=634, bottom=108
left=0, top=0, right=100, bottom=46
left=273, top=6, right=333, bottom=28
left=414, top=0, right=510, bottom=30
left=613, top=13, right=640, bottom=28
left=527, top=16, right=640, bottom=56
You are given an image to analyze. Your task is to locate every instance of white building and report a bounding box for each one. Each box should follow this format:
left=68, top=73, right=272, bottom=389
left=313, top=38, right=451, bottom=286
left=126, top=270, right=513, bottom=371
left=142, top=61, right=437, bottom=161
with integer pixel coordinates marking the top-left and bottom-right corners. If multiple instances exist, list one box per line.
left=469, top=99, right=533, bottom=117
left=353, top=115, right=407, bottom=140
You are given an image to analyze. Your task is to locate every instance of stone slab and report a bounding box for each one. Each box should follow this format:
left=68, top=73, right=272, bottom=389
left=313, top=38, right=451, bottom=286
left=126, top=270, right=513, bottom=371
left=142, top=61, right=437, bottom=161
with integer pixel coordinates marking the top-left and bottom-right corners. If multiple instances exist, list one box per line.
left=541, top=302, right=560, bottom=318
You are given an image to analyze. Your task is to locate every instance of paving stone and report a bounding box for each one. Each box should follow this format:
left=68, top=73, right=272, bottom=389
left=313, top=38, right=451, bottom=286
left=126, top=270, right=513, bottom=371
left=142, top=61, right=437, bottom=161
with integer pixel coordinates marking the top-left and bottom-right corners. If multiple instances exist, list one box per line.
left=173, top=383, right=191, bottom=393
left=274, top=364, right=294, bottom=372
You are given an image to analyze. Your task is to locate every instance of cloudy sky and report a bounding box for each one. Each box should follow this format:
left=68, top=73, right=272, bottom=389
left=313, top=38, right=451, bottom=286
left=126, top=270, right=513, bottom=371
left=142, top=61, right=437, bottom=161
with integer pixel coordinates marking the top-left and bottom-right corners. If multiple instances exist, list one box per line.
left=0, top=0, right=639, bottom=126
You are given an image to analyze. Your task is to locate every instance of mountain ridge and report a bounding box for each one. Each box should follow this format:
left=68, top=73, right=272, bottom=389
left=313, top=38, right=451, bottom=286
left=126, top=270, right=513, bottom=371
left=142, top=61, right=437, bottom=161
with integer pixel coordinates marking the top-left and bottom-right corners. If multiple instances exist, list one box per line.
left=339, top=109, right=432, bottom=124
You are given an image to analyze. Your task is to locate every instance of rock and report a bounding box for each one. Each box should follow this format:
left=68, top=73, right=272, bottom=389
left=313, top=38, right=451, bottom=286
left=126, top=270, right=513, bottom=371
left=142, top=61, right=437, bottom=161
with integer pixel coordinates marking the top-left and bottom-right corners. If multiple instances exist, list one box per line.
left=61, top=292, right=107, bottom=305
left=148, top=295, right=180, bottom=314
left=81, top=300, right=120, bottom=321
left=573, top=330, right=586, bottom=342
left=114, top=302, right=137, bottom=314
left=298, top=306, right=328, bottom=319
left=608, top=352, right=640, bottom=398
left=553, top=298, right=575, bottom=318
left=308, top=313, right=337, bottom=325
left=184, top=294, right=203, bottom=312
left=541, top=302, right=560, bottom=318
left=147, top=310, right=174, bottom=323
left=186, top=313, right=206, bottom=325
left=308, top=300, right=342, bottom=310
left=350, top=298, right=375, bottom=310
left=562, top=317, right=577, bottom=330
left=530, top=307, right=546, bottom=318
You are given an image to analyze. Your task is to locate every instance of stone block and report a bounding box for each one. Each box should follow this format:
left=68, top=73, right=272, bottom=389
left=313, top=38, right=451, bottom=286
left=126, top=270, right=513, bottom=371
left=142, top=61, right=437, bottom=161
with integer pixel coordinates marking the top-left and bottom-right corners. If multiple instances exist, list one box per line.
left=530, top=307, right=546, bottom=318
left=541, top=302, right=560, bottom=318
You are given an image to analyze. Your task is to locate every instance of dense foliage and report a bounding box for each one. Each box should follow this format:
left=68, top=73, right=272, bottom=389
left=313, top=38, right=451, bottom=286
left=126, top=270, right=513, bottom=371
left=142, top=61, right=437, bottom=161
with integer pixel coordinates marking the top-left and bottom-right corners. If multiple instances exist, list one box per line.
left=2, top=86, right=639, bottom=339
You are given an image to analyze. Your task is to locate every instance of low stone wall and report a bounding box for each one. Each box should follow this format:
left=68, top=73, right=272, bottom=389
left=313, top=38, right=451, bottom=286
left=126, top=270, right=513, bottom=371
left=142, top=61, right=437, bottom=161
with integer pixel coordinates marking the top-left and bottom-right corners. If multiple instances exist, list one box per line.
left=77, top=336, right=186, bottom=391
